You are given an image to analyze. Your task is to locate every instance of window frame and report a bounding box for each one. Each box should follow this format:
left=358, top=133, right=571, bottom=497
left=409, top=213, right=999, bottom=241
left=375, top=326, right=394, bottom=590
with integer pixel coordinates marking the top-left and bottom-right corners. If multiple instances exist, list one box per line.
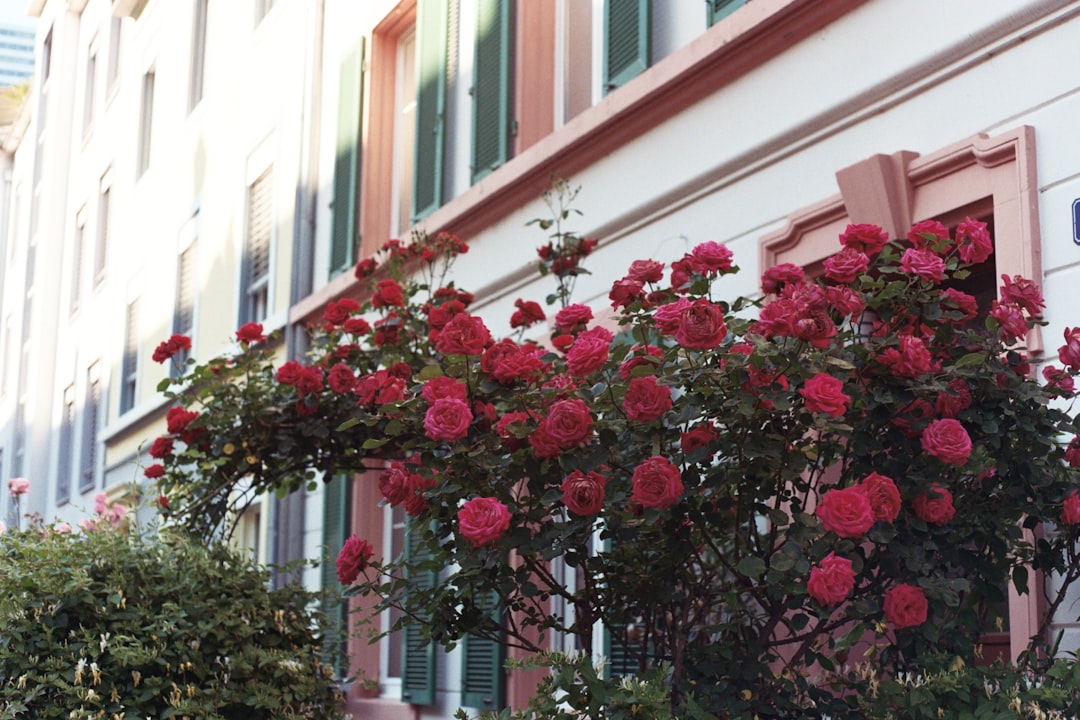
left=240, top=164, right=274, bottom=326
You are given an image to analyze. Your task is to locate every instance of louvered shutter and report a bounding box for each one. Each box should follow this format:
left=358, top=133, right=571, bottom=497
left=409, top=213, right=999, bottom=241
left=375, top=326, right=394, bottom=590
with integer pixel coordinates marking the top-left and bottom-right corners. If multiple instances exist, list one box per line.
left=470, top=0, right=512, bottom=183
left=707, top=0, right=746, bottom=26
left=243, top=167, right=273, bottom=323
left=411, top=0, right=448, bottom=222
left=56, top=386, right=75, bottom=505
left=401, top=518, right=436, bottom=705
left=120, top=299, right=139, bottom=413
left=604, top=0, right=650, bottom=94
left=602, top=533, right=645, bottom=678
left=330, top=41, right=365, bottom=277
left=320, top=474, right=351, bottom=674
left=460, top=590, right=505, bottom=710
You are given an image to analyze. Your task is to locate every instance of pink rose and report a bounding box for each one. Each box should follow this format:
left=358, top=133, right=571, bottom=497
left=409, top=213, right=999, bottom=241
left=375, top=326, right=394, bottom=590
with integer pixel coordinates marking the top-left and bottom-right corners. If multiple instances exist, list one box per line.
left=989, top=301, right=1028, bottom=342
left=555, top=303, right=594, bottom=330
left=566, top=327, right=613, bottom=376
left=609, top=278, right=645, bottom=309
left=999, top=274, right=1044, bottom=317
left=883, top=583, right=928, bottom=629
left=623, top=376, right=673, bottom=422
left=674, top=299, right=728, bottom=349
left=626, top=259, right=664, bottom=284
left=955, top=217, right=993, bottom=264
left=823, top=247, right=870, bottom=284
left=93, top=491, right=109, bottom=515
left=631, top=456, right=684, bottom=509
left=761, top=263, right=806, bottom=295
left=542, top=398, right=594, bottom=450
left=941, top=288, right=978, bottom=322
left=799, top=373, right=850, bottom=418
left=458, top=497, right=512, bottom=547
left=652, top=298, right=691, bottom=334
left=839, top=223, right=889, bottom=254
left=1061, top=490, right=1080, bottom=525
left=424, top=397, right=473, bottom=441
left=421, top=376, right=468, bottom=403
left=912, top=483, right=955, bottom=526
left=7, top=477, right=29, bottom=496
left=899, top=248, right=945, bottom=282
left=816, top=486, right=874, bottom=539
left=435, top=314, right=492, bottom=356
left=907, top=219, right=950, bottom=250
left=860, top=472, right=901, bottom=523
left=336, top=535, right=375, bottom=585
left=688, top=241, right=734, bottom=273
left=1059, top=328, right=1080, bottom=371
left=807, top=552, right=855, bottom=607
left=921, top=418, right=972, bottom=466
left=561, top=470, right=608, bottom=516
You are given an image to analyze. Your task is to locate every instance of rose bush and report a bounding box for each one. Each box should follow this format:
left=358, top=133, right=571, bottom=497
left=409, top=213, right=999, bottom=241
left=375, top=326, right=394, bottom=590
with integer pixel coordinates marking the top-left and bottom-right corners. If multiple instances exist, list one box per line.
left=150, top=193, right=1080, bottom=717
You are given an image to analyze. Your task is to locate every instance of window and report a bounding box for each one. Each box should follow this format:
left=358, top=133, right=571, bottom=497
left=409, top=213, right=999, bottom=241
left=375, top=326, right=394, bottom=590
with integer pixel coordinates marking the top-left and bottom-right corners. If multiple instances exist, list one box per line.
left=120, top=299, right=139, bottom=414
left=107, top=17, right=122, bottom=94
left=56, top=385, right=75, bottom=506
left=329, top=41, right=365, bottom=277
left=137, top=69, right=155, bottom=176
left=95, top=171, right=111, bottom=285
left=603, top=0, right=650, bottom=94
left=321, top=474, right=352, bottom=673
left=79, top=363, right=102, bottom=493
left=189, top=0, right=208, bottom=111
left=41, top=26, right=52, bottom=82
left=706, top=0, right=747, bottom=26
left=412, top=0, right=448, bottom=223
left=470, top=0, right=514, bottom=183
left=70, top=209, right=86, bottom=314
left=173, top=238, right=197, bottom=370
left=241, top=167, right=273, bottom=325
left=83, top=49, right=97, bottom=134
left=393, top=27, right=417, bottom=237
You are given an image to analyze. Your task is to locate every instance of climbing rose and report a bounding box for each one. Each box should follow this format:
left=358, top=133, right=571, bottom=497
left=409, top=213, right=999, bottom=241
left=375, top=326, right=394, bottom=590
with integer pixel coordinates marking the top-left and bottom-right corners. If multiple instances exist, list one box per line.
left=458, top=497, right=512, bottom=547
left=510, top=298, right=545, bottom=329
left=631, top=456, right=684, bottom=509
left=878, top=335, right=933, bottom=378
left=336, top=536, right=375, bottom=585
left=626, top=259, right=664, bottom=284
left=235, top=322, right=265, bottom=344
left=899, top=248, right=945, bottom=282
left=143, top=464, right=165, bottom=479
left=1061, top=490, right=1080, bottom=525
left=883, top=584, right=929, bottom=629
left=955, top=216, right=993, bottom=264
left=435, top=314, right=492, bottom=356
left=860, top=472, right=901, bottom=523
left=807, top=552, right=856, bottom=607
left=912, top=483, right=956, bottom=526
left=566, top=327, right=613, bottom=376
left=555, top=303, right=594, bottom=330
left=761, top=263, right=805, bottom=295
left=149, top=436, right=174, bottom=459
left=921, top=418, right=972, bottom=466
left=152, top=334, right=191, bottom=363
left=816, top=486, right=874, bottom=539
left=907, top=219, right=950, bottom=250
left=7, top=477, right=29, bottom=496
left=799, top=373, right=850, bottom=418
left=675, top=299, right=728, bottom=349
left=424, top=397, right=473, bottom=441
left=999, top=274, right=1045, bottom=317
left=561, top=470, right=608, bottom=516
left=623, top=376, right=673, bottom=422
left=1058, top=328, right=1080, bottom=371
left=823, top=247, right=869, bottom=284
left=542, top=398, right=594, bottom=449
left=839, top=223, right=889, bottom=254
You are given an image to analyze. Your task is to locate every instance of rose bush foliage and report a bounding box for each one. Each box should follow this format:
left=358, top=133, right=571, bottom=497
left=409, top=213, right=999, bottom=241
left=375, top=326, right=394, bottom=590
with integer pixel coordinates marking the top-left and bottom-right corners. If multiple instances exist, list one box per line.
left=151, top=207, right=1080, bottom=716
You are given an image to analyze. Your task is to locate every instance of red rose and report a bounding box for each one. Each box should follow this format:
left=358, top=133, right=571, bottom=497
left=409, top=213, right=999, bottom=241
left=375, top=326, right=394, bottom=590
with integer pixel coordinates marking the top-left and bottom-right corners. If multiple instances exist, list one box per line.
left=921, top=418, right=972, bottom=466
left=609, top=278, right=646, bottom=309
left=799, top=373, right=850, bottom=418
left=674, top=299, right=728, bottom=350
left=807, top=552, right=855, bottom=607
left=626, top=259, right=664, bottom=284
left=688, top=241, right=734, bottom=273
left=823, top=246, right=870, bottom=284
left=152, top=334, right=192, bottom=363
left=372, top=278, right=405, bottom=308
left=143, top=463, right=165, bottom=479
left=276, top=360, right=303, bottom=385
left=653, top=298, right=691, bottom=334
left=990, top=301, right=1028, bottom=342
left=457, top=497, right=512, bottom=547
left=878, top=335, right=933, bottom=378
left=149, top=436, right=174, bottom=459
left=907, top=219, right=951, bottom=250
left=618, top=344, right=664, bottom=380
left=999, top=274, right=1044, bottom=317
left=566, top=327, right=613, bottom=376
left=236, top=322, right=265, bottom=344
left=860, top=472, right=901, bottom=523
left=1042, top=366, right=1075, bottom=395
left=555, top=303, right=594, bottom=330
left=824, top=286, right=864, bottom=318
left=956, top=217, right=993, bottom=264
left=816, top=486, right=874, bottom=539
left=510, top=298, right=546, bottom=329
left=1059, top=328, right=1080, bottom=371
left=561, top=470, right=608, bottom=516
left=336, top=535, right=375, bottom=585
left=323, top=298, right=361, bottom=325
left=1061, top=490, right=1080, bottom=525
left=296, top=365, right=324, bottom=397
left=528, top=425, right=561, bottom=459
left=839, top=223, right=888, bottom=255
left=343, top=317, right=371, bottom=335
left=912, top=483, right=955, bottom=526
left=421, top=376, right=468, bottom=403
left=623, top=376, right=672, bottom=422
left=378, top=462, right=411, bottom=506
left=403, top=473, right=436, bottom=517
left=680, top=422, right=718, bottom=458
left=496, top=411, right=534, bottom=451
left=631, top=456, right=684, bottom=510
left=435, top=314, right=492, bottom=356
left=883, top=583, right=928, bottom=629
left=899, top=248, right=945, bottom=283
left=941, top=288, right=978, bottom=322
left=327, top=363, right=358, bottom=393
left=542, top=398, right=594, bottom=449
left=1065, top=437, right=1080, bottom=468
left=935, top=378, right=972, bottom=418
left=166, top=406, right=199, bottom=435
left=761, top=263, right=806, bottom=295
left=424, top=397, right=473, bottom=441
left=354, top=257, right=378, bottom=279
left=355, top=369, right=406, bottom=406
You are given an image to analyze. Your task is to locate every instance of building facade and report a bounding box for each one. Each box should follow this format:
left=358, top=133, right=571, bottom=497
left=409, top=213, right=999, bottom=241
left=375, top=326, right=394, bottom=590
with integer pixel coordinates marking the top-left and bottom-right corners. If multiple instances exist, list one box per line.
left=3, top=0, right=1080, bottom=718
left=0, top=22, right=35, bottom=87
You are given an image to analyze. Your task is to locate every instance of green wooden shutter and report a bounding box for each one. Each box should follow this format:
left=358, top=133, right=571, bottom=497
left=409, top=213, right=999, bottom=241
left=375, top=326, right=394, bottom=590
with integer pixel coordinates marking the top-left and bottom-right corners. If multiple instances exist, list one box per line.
left=470, top=0, right=513, bottom=183
left=330, top=40, right=365, bottom=277
left=706, top=0, right=746, bottom=26
left=401, top=518, right=437, bottom=705
left=603, top=0, right=650, bottom=94
left=411, top=0, right=449, bottom=222
left=601, top=533, right=644, bottom=678
left=461, top=590, right=506, bottom=710
left=320, top=474, right=351, bottom=674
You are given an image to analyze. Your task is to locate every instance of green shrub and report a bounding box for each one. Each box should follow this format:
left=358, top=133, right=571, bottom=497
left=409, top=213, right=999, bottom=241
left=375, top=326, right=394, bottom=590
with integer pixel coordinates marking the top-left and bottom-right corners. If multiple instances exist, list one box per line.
left=0, top=521, right=344, bottom=719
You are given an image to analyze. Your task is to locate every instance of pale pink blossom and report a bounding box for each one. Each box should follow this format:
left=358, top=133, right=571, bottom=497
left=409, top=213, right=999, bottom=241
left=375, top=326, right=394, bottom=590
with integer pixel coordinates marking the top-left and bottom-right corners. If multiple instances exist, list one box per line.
left=8, top=477, right=29, bottom=496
